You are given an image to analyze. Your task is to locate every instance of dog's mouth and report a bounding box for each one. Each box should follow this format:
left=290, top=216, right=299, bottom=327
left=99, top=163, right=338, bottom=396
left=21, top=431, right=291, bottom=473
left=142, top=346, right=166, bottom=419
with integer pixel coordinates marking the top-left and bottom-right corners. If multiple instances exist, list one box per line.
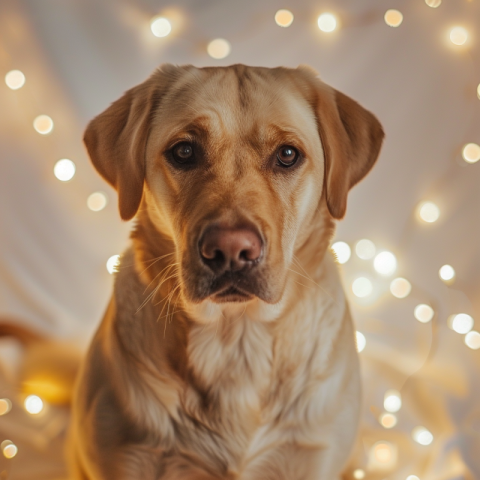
left=211, top=285, right=254, bottom=303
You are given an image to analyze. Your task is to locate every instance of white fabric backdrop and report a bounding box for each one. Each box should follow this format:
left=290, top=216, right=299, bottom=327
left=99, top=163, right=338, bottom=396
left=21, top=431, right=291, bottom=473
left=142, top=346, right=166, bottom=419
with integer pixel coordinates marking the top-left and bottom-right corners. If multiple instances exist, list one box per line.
left=0, top=0, right=479, bottom=478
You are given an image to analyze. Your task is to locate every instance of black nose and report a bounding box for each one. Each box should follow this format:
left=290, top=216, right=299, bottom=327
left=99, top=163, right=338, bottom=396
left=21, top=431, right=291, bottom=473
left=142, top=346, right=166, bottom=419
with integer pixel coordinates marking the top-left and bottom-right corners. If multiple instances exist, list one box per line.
left=199, top=225, right=263, bottom=274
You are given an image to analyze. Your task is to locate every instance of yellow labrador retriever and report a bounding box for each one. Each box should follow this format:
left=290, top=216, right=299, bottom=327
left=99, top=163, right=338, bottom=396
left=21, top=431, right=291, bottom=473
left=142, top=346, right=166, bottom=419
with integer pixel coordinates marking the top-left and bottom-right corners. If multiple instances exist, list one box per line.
left=70, top=64, right=383, bottom=480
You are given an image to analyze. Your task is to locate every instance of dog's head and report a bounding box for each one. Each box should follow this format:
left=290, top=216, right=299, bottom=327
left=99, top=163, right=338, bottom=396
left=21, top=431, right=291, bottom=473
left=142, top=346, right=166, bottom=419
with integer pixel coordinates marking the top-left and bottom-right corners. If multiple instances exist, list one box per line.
left=84, top=65, right=383, bottom=316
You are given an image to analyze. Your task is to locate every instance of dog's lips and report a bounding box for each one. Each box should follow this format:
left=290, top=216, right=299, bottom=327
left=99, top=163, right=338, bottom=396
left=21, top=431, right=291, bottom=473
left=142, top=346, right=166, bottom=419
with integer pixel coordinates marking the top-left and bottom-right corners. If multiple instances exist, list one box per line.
left=211, top=285, right=254, bottom=303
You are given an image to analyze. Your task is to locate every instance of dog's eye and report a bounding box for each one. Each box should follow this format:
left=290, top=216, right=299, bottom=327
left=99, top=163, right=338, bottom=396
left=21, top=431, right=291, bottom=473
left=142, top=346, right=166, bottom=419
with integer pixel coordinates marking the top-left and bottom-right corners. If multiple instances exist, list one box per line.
left=172, top=142, right=195, bottom=164
left=276, top=146, right=299, bottom=168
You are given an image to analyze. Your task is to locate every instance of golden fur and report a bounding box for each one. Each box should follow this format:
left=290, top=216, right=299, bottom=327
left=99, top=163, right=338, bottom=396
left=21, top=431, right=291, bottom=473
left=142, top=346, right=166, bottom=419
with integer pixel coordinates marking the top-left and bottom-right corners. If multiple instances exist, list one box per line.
left=70, top=64, right=384, bottom=479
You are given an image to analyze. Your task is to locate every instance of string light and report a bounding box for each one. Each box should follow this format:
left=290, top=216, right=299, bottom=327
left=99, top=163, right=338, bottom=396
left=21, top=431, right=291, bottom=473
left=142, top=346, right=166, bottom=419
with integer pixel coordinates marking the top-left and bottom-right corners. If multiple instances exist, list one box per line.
left=462, top=143, right=480, bottom=164
left=356, top=331, right=366, bottom=352
left=1, top=440, right=17, bottom=459
left=106, top=255, right=120, bottom=274
left=439, top=264, right=455, bottom=283
left=380, top=412, right=398, bottom=428
left=352, top=277, right=373, bottom=298
left=317, top=13, right=337, bottom=32
left=384, top=390, right=402, bottom=413
left=274, top=9, right=294, bottom=27
left=417, top=201, right=440, bottom=223
left=54, top=159, right=76, bottom=182
left=412, top=426, right=433, bottom=445
left=353, top=469, right=365, bottom=479
left=414, top=304, right=434, bottom=323
left=0, top=399, right=12, bottom=416
left=207, top=39, right=231, bottom=59
left=150, top=16, right=172, bottom=37
left=355, top=239, right=376, bottom=259
left=465, top=331, right=480, bottom=350
left=33, top=114, right=54, bottom=135
left=331, top=241, right=351, bottom=264
left=425, top=0, right=441, bottom=7
left=5, top=69, right=26, bottom=90
left=449, top=313, right=474, bottom=334
left=87, top=192, right=108, bottom=211
left=449, top=27, right=468, bottom=46
left=373, top=251, right=397, bottom=276
left=384, top=10, right=403, bottom=28
left=24, top=394, right=44, bottom=414
left=390, top=278, right=411, bottom=298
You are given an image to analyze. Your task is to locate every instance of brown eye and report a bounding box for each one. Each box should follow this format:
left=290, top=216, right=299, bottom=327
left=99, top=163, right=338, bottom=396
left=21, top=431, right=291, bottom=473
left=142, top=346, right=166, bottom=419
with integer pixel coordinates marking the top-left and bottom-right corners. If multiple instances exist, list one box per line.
left=276, top=145, right=299, bottom=167
left=172, top=142, right=194, bottom=163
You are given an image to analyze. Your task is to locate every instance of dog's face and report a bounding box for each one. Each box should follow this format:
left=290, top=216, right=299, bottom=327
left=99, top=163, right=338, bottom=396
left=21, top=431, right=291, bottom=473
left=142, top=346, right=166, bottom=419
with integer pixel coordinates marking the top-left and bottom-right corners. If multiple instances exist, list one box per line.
left=84, top=65, right=383, bottom=314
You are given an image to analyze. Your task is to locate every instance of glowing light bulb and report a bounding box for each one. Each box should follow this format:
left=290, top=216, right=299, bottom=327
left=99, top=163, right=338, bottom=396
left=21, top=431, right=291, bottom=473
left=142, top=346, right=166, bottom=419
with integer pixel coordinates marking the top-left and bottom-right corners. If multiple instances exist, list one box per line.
left=414, top=304, right=434, bottom=323
left=87, top=192, right=108, bottom=211
left=462, top=143, right=480, bottom=164
left=355, top=331, right=366, bottom=353
left=355, top=239, right=376, bottom=259
left=5, top=69, right=25, bottom=90
left=150, top=16, right=171, bottom=37
left=384, top=9, right=403, bottom=27
left=352, top=277, right=373, bottom=298
left=353, top=469, right=365, bottom=479
left=439, top=264, right=455, bottom=282
left=390, top=278, right=411, bottom=298
left=33, top=114, right=54, bottom=135
left=24, top=395, right=44, bottom=414
left=417, top=201, right=440, bottom=223
left=425, top=0, right=441, bottom=7
left=406, top=476, right=420, bottom=480
left=380, top=412, right=398, bottom=429
left=0, top=399, right=12, bottom=416
left=1, top=440, right=17, bottom=459
left=450, top=27, right=468, bottom=46
left=373, top=251, right=397, bottom=276
left=384, top=390, right=402, bottom=413
left=412, top=426, right=433, bottom=445
left=275, top=9, right=294, bottom=27
left=331, top=241, right=351, bottom=264
left=450, top=313, right=474, bottom=334
left=317, top=13, right=337, bottom=32
left=465, top=331, right=480, bottom=350
left=207, top=39, right=231, bottom=59
left=54, top=159, right=76, bottom=182
left=106, top=255, right=120, bottom=274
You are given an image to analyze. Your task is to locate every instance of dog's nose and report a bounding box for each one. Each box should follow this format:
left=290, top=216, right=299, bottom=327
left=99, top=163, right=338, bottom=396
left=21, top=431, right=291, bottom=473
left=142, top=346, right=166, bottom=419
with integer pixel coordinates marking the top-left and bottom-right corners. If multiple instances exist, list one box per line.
left=200, top=225, right=263, bottom=274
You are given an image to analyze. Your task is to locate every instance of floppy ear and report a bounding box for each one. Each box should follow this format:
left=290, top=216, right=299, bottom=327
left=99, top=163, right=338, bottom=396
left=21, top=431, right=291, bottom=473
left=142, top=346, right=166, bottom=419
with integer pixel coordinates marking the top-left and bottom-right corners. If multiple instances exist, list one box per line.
left=83, top=77, right=162, bottom=220
left=298, top=68, right=384, bottom=219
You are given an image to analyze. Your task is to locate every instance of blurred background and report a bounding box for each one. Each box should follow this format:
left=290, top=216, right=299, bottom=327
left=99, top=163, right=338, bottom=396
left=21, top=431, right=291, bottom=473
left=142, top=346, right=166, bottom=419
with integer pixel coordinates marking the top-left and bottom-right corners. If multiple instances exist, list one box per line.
left=0, top=0, right=479, bottom=478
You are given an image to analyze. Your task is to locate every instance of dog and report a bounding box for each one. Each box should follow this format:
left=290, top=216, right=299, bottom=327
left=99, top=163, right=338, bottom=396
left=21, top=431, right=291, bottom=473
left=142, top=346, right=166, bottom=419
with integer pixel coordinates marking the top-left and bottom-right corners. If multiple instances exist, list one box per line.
left=70, top=64, right=384, bottom=480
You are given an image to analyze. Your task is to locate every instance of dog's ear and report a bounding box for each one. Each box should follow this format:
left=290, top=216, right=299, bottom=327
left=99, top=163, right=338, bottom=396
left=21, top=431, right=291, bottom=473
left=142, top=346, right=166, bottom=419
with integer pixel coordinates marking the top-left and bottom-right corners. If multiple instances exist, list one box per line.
left=84, top=67, right=176, bottom=221
left=297, top=67, right=384, bottom=219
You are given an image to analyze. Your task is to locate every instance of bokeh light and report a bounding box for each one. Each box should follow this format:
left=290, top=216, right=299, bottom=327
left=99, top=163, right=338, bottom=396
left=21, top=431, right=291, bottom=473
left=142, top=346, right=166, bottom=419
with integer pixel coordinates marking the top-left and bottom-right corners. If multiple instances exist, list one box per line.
left=425, top=0, right=441, bottom=7
left=465, top=331, right=480, bottom=350
left=317, top=13, right=337, bottom=32
left=352, top=277, right=373, bottom=298
left=390, top=278, right=411, bottom=298
left=406, top=476, right=420, bottom=480
left=450, top=27, right=468, bottom=46
left=150, top=16, right=172, bottom=37
left=380, top=412, right=398, bottom=429
left=384, top=10, right=403, bottom=27
left=374, top=251, right=397, bottom=276
left=207, top=39, right=231, bottom=59
left=439, top=264, right=455, bottom=282
left=87, top=192, right=108, bottom=211
left=1, top=440, right=17, bottom=459
left=412, top=426, right=433, bottom=445
left=414, top=304, right=434, bottom=323
left=356, top=331, right=366, bottom=353
left=462, top=143, right=480, bottom=164
left=5, top=69, right=25, bottom=90
left=450, top=313, right=474, bottom=334
left=417, top=201, right=440, bottom=223
left=33, top=115, right=54, bottom=135
left=355, top=239, right=376, bottom=259
left=373, top=441, right=394, bottom=464
left=384, top=389, right=402, bottom=413
left=24, top=395, right=44, bottom=414
left=353, top=469, right=365, bottom=479
left=0, top=398, right=12, bottom=416
left=106, top=255, right=120, bottom=274
left=275, top=9, right=294, bottom=27
left=332, top=241, right=351, bottom=264
left=54, top=159, right=76, bottom=182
